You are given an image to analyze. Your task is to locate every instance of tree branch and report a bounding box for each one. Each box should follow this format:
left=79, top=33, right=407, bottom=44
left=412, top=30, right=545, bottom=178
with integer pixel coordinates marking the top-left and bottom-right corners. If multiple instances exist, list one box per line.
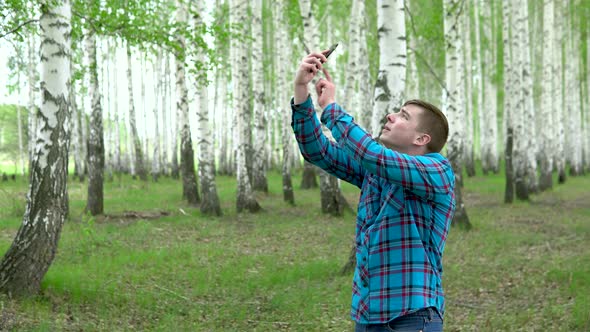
left=0, top=19, right=38, bottom=40
left=408, top=46, right=449, bottom=96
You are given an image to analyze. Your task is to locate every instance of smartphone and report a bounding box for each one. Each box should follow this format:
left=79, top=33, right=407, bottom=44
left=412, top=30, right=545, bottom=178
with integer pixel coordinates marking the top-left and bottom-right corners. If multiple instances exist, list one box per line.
left=323, top=43, right=339, bottom=61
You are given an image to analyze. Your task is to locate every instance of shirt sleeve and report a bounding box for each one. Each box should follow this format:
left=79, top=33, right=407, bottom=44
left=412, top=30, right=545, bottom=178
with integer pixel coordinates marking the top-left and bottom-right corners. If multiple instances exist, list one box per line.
left=320, top=102, right=455, bottom=200
left=291, top=95, right=365, bottom=188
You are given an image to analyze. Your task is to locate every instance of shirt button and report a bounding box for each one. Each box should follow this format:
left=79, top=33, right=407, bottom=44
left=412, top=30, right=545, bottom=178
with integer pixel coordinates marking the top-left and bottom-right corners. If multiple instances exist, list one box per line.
left=362, top=281, right=368, bottom=287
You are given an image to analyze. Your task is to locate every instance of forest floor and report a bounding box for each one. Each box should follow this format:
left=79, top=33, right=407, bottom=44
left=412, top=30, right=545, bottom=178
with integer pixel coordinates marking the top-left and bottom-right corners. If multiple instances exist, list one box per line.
left=0, top=168, right=589, bottom=331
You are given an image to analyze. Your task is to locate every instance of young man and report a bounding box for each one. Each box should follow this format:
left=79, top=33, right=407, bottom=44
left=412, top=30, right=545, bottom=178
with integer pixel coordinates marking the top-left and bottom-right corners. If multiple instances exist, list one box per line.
left=291, top=51, right=456, bottom=332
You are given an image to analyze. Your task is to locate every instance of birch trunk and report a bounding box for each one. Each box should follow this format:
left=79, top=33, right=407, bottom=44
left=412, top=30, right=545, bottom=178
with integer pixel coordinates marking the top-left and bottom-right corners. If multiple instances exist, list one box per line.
left=553, top=0, right=566, bottom=183
left=565, top=6, right=582, bottom=176
left=126, top=44, right=147, bottom=181
left=462, top=0, right=475, bottom=177
left=371, top=0, right=406, bottom=137
left=141, top=55, right=149, bottom=170
left=27, top=32, right=39, bottom=177
left=232, top=0, right=260, bottom=212
left=86, top=27, right=105, bottom=215
left=443, top=0, right=471, bottom=227
left=112, top=40, right=121, bottom=174
left=161, top=52, right=169, bottom=176
left=103, top=38, right=113, bottom=182
left=538, top=0, right=554, bottom=191
left=251, top=0, right=268, bottom=192
left=170, top=64, right=180, bottom=180
left=152, top=51, right=162, bottom=181
left=275, top=0, right=294, bottom=204
left=344, top=0, right=361, bottom=112
left=480, top=0, right=499, bottom=174
left=194, top=2, right=221, bottom=216
left=357, top=13, right=373, bottom=132
left=0, top=1, right=71, bottom=296
left=518, top=0, right=538, bottom=194
left=16, top=87, right=25, bottom=177
left=175, top=0, right=199, bottom=205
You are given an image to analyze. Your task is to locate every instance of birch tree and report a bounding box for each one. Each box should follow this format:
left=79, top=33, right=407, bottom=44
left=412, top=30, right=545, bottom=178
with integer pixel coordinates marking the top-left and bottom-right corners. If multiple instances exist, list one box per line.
left=175, top=0, right=199, bottom=205
left=539, top=0, right=554, bottom=191
left=275, top=0, right=294, bottom=204
left=553, top=0, right=566, bottom=183
left=443, top=0, right=471, bottom=227
left=565, top=4, right=583, bottom=176
left=194, top=1, right=221, bottom=216
left=126, top=44, right=148, bottom=181
left=479, top=0, right=499, bottom=174
left=151, top=51, right=162, bottom=181
left=85, top=10, right=105, bottom=215
left=251, top=0, right=268, bottom=192
left=371, top=0, right=406, bottom=137
left=518, top=0, right=538, bottom=194
left=462, top=0, right=475, bottom=177
left=231, top=0, right=261, bottom=212
left=0, top=0, right=71, bottom=296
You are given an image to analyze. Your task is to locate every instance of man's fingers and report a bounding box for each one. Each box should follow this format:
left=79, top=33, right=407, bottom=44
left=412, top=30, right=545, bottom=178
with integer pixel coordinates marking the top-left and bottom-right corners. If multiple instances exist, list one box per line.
left=322, top=68, right=332, bottom=82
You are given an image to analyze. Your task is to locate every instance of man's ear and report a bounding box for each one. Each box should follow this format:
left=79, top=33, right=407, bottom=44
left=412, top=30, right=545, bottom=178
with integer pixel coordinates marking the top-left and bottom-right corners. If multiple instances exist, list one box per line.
left=415, top=133, right=431, bottom=146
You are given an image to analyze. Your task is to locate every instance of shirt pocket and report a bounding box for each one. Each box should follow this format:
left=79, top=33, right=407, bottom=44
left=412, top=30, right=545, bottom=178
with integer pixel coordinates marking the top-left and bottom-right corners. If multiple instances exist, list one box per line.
left=382, top=185, right=405, bottom=213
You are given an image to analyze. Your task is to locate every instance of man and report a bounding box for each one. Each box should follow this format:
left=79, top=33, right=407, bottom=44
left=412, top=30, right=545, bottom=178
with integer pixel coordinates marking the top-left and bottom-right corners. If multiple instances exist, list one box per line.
left=291, top=51, right=455, bottom=332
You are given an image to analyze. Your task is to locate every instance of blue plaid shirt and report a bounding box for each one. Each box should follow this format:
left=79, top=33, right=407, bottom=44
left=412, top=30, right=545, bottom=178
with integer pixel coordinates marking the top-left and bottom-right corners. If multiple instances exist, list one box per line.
left=291, top=96, right=455, bottom=324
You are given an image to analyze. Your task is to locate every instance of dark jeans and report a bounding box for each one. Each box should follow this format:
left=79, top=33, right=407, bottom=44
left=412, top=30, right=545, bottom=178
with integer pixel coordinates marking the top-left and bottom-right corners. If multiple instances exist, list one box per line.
left=354, top=307, right=443, bottom=332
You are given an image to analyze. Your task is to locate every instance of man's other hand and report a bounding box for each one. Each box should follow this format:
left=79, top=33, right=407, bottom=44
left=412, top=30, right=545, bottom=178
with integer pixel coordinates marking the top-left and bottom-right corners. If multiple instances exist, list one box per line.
left=294, top=52, right=328, bottom=104
left=316, top=68, right=335, bottom=109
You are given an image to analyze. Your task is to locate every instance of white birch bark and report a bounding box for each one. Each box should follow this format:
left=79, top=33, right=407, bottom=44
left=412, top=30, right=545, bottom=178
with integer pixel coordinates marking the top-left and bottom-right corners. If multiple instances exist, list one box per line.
left=175, top=0, right=199, bottom=204
left=462, top=0, right=475, bottom=176
left=480, top=0, right=498, bottom=174
left=443, top=0, right=470, bottom=227
left=126, top=44, right=147, bottom=180
left=232, top=0, right=260, bottom=212
left=103, top=38, right=113, bottom=182
left=16, top=82, right=25, bottom=177
left=371, top=0, right=406, bottom=137
left=275, top=0, right=294, bottom=204
left=357, top=12, right=373, bottom=132
left=502, top=0, right=516, bottom=202
left=141, top=54, right=149, bottom=169
left=112, top=39, right=121, bottom=174
left=509, top=0, right=529, bottom=200
left=344, top=0, right=361, bottom=112
left=86, top=25, right=105, bottom=215
left=161, top=52, right=169, bottom=176
left=565, top=5, right=582, bottom=176
left=150, top=51, right=162, bottom=181
left=539, top=0, right=554, bottom=190
left=0, top=0, right=71, bottom=295
left=27, top=32, right=39, bottom=175
left=553, top=0, right=566, bottom=183
left=518, top=0, right=538, bottom=193
left=194, top=1, right=221, bottom=216
left=251, top=0, right=268, bottom=192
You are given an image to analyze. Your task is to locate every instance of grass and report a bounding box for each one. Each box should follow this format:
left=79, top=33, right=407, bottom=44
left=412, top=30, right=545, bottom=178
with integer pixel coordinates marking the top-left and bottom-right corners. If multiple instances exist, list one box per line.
left=0, top=168, right=589, bottom=331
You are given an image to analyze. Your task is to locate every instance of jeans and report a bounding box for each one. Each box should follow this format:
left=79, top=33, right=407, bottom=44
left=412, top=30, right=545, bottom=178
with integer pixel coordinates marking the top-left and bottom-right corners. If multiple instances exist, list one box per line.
left=354, top=307, right=443, bottom=332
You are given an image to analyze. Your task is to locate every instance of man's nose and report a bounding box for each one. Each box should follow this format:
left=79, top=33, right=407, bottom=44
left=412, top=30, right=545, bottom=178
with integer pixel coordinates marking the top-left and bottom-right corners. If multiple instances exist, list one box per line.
left=386, top=113, right=396, bottom=122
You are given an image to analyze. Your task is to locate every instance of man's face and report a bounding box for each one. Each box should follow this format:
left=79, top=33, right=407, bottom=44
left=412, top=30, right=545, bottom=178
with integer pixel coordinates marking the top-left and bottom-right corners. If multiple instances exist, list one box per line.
left=379, top=104, right=425, bottom=153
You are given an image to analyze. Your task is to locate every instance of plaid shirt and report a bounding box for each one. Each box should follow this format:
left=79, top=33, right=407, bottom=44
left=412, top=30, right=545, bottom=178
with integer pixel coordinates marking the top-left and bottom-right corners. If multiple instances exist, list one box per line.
left=291, top=96, right=455, bottom=324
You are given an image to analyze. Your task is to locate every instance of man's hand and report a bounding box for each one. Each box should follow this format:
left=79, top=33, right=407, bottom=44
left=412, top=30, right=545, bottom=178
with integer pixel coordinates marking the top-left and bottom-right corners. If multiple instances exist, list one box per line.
left=315, top=68, right=335, bottom=109
left=293, top=52, right=328, bottom=104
